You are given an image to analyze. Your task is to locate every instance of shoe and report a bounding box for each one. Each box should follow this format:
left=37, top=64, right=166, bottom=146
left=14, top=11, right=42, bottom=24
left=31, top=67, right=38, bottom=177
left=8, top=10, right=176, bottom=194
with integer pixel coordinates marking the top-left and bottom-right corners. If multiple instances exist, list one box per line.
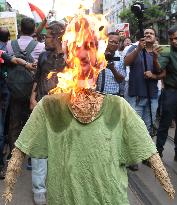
left=128, top=164, right=139, bottom=171
left=157, top=150, right=163, bottom=158
left=26, top=158, right=32, bottom=170
left=34, top=192, right=46, bottom=205
left=6, top=153, right=12, bottom=161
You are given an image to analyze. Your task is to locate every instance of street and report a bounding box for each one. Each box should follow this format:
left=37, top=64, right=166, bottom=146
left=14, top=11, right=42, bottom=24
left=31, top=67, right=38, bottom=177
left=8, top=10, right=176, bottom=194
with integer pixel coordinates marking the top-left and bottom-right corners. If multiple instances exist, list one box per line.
left=0, top=128, right=176, bottom=205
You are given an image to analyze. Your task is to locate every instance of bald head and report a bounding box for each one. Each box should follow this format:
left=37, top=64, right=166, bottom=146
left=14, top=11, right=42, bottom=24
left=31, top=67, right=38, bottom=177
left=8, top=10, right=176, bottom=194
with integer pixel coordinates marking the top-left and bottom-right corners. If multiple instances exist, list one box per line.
left=0, top=27, right=10, bottom=43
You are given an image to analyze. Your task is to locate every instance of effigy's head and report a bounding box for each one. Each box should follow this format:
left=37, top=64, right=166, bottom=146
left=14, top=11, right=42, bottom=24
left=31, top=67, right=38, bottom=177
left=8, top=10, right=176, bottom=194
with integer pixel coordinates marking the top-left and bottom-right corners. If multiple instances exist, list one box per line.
left=64, top=16, right=99, bottom=80
left=49, top=14, right=108, bottom=94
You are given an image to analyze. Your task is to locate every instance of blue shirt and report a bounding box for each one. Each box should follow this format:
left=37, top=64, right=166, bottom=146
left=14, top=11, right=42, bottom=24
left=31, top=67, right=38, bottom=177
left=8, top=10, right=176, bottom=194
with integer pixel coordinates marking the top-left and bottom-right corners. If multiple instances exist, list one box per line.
left=126, top=45, right=158, bottom=99
left=97, top=51, right=126, bottom=94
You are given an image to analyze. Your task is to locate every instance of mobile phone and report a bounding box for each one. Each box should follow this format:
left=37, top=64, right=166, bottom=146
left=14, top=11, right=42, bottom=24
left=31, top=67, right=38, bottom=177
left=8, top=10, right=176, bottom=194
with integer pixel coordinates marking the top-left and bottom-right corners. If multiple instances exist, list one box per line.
left=158, top=45, right=170, bottom=54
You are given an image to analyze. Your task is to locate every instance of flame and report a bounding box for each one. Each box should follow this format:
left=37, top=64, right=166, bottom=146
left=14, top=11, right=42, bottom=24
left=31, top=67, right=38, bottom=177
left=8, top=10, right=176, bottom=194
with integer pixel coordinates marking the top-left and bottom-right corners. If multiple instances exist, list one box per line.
left=48, top=4, right=108, bottom=95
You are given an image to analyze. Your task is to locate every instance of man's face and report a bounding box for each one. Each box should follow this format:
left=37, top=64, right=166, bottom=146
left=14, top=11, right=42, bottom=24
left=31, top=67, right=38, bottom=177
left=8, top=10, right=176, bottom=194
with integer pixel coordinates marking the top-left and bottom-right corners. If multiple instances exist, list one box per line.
left=124, top=38, right=132, bottom=47
left=169, top=31, right=177, bottom=49
left=45, top=29, right=57, bottom=51
left=76, top=39, right=97, bottom=79
left=119, top=31, right=125, bottom=38
left=107, top=35, right=119, bottom=52
left=144, top=29, right=156, bottom=44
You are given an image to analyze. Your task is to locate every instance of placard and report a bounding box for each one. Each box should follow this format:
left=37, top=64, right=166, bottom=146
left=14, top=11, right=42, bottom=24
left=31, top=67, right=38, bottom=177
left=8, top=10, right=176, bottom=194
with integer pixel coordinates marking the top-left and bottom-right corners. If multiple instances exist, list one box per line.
left=0, top=11, right=17, bottom=40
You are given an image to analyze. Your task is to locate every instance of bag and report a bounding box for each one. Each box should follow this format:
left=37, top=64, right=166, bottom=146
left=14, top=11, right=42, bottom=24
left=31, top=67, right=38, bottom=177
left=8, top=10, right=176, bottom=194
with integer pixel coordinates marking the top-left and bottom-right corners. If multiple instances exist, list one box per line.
left=7, top=40, right=38, bottom=100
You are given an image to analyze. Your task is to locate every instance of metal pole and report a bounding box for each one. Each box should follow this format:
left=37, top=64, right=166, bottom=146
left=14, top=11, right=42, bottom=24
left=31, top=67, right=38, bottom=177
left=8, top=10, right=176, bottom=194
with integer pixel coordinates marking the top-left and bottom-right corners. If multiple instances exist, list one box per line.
left=52, top=0, right=55, bottom=10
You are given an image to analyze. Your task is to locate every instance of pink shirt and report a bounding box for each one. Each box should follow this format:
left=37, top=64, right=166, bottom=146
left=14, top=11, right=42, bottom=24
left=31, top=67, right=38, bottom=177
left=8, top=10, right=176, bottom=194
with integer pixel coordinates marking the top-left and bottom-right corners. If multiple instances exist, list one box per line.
left=6, top=35, right=45, bottom=61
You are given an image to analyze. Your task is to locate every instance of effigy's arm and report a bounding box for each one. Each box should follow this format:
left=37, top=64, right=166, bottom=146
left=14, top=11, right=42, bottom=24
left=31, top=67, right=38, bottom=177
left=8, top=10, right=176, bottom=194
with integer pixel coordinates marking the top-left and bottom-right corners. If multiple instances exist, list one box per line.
left=148, top=153, right=175, bottom=199
left=2, top=147, right=26, bottom=204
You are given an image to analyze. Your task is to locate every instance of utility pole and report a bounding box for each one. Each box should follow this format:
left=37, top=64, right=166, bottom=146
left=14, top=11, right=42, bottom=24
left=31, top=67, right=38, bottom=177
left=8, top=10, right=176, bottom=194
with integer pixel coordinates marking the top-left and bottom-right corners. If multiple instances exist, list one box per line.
left=52, top=0, right=55, bottom=11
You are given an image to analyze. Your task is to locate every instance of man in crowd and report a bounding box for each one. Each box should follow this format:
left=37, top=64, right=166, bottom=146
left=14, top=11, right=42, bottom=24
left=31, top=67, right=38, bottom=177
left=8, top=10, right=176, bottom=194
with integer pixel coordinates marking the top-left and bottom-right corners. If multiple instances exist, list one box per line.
left=0, top=27, right=10, bottom=179
left=0, top=48, right=37, bottom=179
left=96, top=32, right=126, bottom=95
left=6, top=17, right=45, bottom=154
left=124, top=28, right=162, bottom=170
left=156, top=26, right=177, bottom=159
left=30, top=21, right=66, bottom=205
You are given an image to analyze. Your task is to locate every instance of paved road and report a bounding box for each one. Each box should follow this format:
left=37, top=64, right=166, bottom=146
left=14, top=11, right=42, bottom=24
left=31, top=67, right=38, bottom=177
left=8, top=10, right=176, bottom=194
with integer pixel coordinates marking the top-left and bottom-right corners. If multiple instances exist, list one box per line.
left=0, top=128, right=176, bottom=205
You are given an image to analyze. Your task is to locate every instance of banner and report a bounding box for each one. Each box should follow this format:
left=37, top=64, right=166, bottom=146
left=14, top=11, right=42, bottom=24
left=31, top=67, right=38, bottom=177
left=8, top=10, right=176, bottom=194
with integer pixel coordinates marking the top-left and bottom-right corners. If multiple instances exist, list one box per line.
left=115, top=23, right=130, bottom=37
left=0, top=12, right=17, bottom=40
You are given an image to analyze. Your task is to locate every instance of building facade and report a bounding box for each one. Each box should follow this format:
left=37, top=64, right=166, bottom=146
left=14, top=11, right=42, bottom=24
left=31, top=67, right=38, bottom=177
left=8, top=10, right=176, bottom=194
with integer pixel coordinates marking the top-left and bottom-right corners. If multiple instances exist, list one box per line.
left=103, top=0, right=134, bottom=31
left=92, top=0, right=103, bottom=14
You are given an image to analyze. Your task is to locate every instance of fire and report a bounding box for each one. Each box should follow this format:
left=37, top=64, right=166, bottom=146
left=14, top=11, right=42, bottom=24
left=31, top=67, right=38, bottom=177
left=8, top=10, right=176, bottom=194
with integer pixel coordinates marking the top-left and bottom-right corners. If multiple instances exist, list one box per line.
left=48, top=11, right=108, bottom=94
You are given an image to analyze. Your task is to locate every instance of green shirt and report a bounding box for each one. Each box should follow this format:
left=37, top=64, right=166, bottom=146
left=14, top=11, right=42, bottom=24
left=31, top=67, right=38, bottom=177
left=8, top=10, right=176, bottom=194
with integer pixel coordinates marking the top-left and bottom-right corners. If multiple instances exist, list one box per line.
left=158, top=48, right=177, bottom=88
left=15, top=94, right=156, bottom=205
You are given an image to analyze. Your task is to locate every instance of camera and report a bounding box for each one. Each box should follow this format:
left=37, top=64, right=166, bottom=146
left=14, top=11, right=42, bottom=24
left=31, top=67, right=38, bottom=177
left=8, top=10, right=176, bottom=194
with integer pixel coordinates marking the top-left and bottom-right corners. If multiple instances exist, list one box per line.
left=131, top=1, right=145, bottom=19
left=105, top=52, right=120, bottom=68
left=105, top=52, right=120, bottom=62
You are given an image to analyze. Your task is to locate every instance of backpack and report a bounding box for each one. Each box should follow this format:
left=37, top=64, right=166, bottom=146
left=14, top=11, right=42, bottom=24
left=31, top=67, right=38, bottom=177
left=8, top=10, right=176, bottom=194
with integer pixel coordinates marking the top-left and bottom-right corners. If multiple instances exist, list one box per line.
left=7, top=40, right=38, bottom=101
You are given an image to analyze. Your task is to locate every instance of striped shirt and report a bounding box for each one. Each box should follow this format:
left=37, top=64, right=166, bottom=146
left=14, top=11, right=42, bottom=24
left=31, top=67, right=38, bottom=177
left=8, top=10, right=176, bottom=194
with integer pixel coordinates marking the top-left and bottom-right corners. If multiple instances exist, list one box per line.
left=97, top=51, right=126, bottom=94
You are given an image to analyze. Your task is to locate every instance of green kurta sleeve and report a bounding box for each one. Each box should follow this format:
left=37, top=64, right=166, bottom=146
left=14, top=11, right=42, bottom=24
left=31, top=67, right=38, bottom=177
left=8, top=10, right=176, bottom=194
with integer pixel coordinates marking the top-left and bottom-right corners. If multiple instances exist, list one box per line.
left=15, top=100, right=48, bottom=158
left=121, top=98, right=157, bottom=165
left=158, top=53, right=170, bottom=70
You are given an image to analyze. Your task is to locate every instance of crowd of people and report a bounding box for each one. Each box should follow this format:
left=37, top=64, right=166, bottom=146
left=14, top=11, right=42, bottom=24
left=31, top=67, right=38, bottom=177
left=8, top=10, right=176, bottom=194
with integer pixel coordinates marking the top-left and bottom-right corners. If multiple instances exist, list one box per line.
left=0, top=13, right=176, bottom=205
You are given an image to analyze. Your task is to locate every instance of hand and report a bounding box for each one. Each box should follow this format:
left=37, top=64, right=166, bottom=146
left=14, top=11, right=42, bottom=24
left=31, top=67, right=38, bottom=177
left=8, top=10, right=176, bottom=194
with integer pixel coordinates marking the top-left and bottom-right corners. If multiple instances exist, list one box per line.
left=46, top=10, right=56, bottom=23
left=30, top=98, right=37, bottom=110
left=32, top=61, right=38, bottom=68
left=25, top=61, right=38, bottom=71
left=144, top=71, right=156, bottom=79
left=137, top=38, right=146, bottom=51
left=153, top=45, right=162, bottom=58
left=107, top=61, right=115, bottom=70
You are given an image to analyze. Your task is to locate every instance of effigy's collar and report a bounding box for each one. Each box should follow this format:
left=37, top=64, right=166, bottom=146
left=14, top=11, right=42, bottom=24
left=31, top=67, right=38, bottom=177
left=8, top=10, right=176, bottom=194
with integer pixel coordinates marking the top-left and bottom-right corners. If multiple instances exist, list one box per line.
left=68, top=89, right=104, bottom=124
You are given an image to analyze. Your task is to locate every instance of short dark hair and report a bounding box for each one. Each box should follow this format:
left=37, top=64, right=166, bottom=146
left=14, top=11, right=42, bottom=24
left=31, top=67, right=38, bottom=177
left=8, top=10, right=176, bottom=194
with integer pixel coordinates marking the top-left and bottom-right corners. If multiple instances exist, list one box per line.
left=46, top=21, right=65, bottom=38
left=21, top=17, right=35, bottom=35
left=168, top=26, right=177, bottom=36
left=108, top=32, right=119, bottom=36
left=0, top=27, right=10, bottom=42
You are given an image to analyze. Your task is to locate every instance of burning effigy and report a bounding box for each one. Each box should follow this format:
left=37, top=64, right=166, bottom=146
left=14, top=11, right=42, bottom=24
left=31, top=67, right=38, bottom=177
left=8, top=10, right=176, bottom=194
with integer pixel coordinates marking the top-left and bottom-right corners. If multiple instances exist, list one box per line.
left=2, top=5, right=175, bottom=205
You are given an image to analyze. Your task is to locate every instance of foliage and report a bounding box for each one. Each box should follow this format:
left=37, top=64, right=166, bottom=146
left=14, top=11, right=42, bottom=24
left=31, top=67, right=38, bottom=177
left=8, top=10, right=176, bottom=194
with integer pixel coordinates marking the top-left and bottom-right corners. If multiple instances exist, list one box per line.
left=0, top=5, right=5, bottom=12
left=119, top=2, right=165, bottom=39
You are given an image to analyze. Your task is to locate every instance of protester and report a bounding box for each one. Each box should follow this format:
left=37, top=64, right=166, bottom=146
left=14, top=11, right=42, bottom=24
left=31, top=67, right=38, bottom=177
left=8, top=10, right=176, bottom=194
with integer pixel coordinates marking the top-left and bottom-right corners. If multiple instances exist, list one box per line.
left=0, top=27, right=11, bottom=179
left=0, top=27, right=36, bottom=179
left=3, top=15, right=175, bottom=205
left=119, top=37, right=132, bottom=54
left=156, top=26, right=177, bottom=159
left=124, top=28, right=163, bottom=170
left=124, top=28, right=163, bottom=134
left=6, top=17, right=45, bottom=156
left=96, top=32, right=126, bottom=95
left=118, top=37, right=132, bottom=97
left=30, top=21, right=66, bottom=205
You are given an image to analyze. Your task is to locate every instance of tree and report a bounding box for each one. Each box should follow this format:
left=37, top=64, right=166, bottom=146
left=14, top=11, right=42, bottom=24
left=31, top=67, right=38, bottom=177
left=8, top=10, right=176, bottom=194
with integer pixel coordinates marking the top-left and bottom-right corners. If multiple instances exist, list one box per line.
left=119, top=2, right=165, bottom=40
left=0, top=5, right=5, bottom=12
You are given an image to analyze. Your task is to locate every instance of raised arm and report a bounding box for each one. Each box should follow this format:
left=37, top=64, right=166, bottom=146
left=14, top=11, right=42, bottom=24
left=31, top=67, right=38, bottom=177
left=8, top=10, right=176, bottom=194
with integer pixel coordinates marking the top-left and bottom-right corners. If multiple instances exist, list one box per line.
left=124, top=38, right=145, bottom=66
